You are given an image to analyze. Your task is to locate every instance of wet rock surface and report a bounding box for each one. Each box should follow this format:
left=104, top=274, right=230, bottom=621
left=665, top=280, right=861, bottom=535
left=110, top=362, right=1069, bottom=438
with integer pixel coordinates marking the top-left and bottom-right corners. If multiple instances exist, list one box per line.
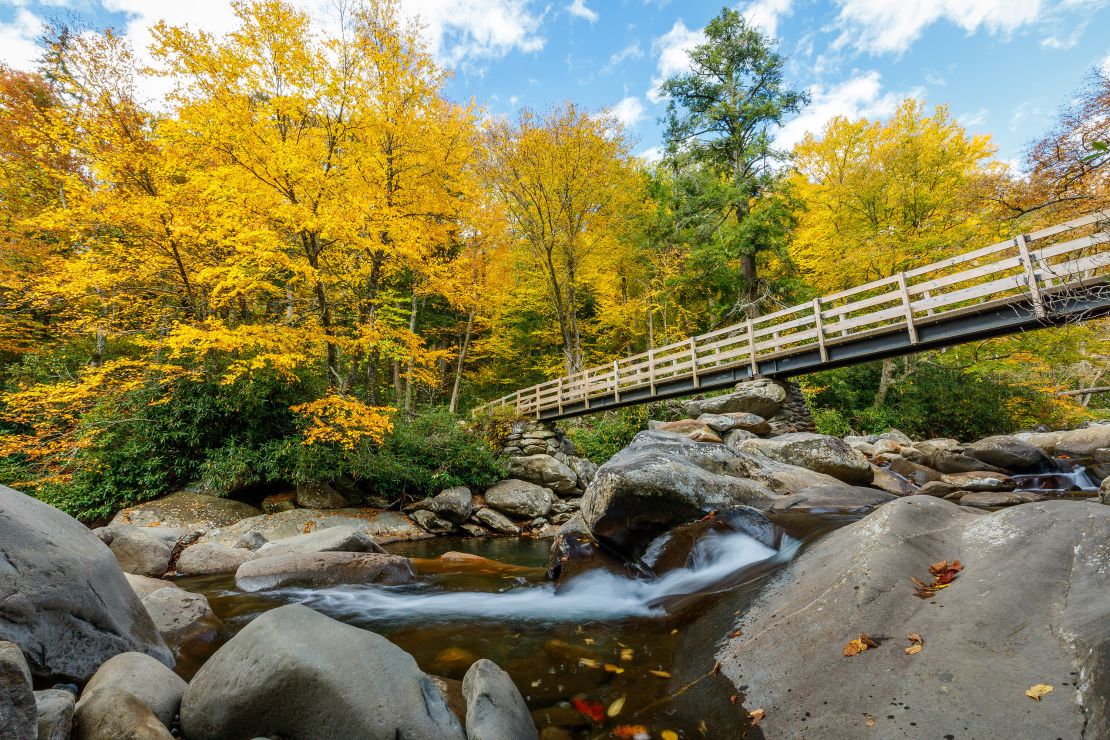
left=235, top=551, right=416, bottom=591
left=716, top=497, right=1110, bottom=739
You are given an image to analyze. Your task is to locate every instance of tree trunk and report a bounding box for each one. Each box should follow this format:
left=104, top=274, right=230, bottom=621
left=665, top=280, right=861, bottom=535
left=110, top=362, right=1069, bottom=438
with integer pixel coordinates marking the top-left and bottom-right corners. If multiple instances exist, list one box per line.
left=403, top=293, right=418, bottom=414
left=740, top=252, right=759, bottom=318
left=874, top=357, right=896, bottom=408
left=450, top=305, right=477, bottom=414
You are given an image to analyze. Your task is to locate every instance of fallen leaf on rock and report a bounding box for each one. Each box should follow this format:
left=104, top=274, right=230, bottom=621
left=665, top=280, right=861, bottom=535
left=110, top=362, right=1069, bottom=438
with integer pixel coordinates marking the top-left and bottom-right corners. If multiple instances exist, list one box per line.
left=648, top=669, right=672, bottom=678
left=607, top=695, right=626, bottom=717
left=661, top=731, right=679, bottom=740
left=571, top=696, right=605, bottom=722
left=905, top=634, right=924, bottom=654
left=913, top=559, right=963, bottom=598
left=905, top=644, right=922, bottom=655
left=1025, top=684, right=1053, bottom=701
left=749, top=708, right=766, bottom=726
left=907, top=633, right=923, bottom=644
left=729, top=629, right=743, bottom=638
left=612, top=724, right=648, bottom=739
left=699, top=510, right=718, bottom=521
left=844, top=634, right=879, bottom=657
left=711, top=660, right=721, bottom=675
left=866, top=714, right=875, bottom=727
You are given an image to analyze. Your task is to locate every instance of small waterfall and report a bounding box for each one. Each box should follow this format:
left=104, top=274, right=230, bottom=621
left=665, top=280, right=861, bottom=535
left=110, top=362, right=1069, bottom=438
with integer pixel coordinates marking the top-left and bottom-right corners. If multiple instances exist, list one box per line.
left=1012, top=457, right=1100, bottom=493
left=276, top=530, right=798, bottom=623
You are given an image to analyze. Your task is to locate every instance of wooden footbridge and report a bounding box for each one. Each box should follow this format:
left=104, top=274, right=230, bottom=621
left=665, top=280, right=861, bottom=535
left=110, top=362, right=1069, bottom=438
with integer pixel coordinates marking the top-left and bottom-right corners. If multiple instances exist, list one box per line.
left=485, top=212, right=1110, bottom=421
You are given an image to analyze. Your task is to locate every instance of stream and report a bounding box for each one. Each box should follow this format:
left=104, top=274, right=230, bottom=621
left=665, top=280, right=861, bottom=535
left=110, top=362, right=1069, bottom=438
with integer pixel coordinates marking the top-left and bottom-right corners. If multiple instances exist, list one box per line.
left=174, top=465, right=1101, bottom=738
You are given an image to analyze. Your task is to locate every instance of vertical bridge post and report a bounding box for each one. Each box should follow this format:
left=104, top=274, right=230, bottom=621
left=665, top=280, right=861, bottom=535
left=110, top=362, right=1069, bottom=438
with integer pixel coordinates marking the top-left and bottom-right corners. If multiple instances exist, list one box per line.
left=612, top=360, right=621, bottom=402
left=1016, top=234, right=1046, bottom=318
left=812, top=298, right=829, bottom=362
left=689, top=338, right=700, bottom=388
left=746, top=318, right=758, bottom=378
left=896, top=272, right=918, bottom=344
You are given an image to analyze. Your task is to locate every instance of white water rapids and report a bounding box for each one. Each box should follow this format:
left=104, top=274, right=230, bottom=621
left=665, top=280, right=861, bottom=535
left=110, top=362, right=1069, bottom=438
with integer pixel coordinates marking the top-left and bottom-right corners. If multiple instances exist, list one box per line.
left=276, top=530, right=800, bottom=623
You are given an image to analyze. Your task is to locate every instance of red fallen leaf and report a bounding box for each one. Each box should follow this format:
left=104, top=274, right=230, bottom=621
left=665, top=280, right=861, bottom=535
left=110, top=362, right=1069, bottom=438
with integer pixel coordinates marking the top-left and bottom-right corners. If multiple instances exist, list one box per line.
left=699, top=509, right=719, bottom=522
left=571, top=696, right=605, bottom=722
left=935, top=569, right=957, bottom=585
left=613, top=725, right=649, bottom=739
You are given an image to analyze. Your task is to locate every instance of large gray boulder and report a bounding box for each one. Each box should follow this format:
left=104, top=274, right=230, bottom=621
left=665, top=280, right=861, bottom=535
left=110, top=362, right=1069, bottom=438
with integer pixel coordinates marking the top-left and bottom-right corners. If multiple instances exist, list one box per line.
left=96, top=526, right=176, bottom=578
left=1018, top=424, right=1110, bottom=457
left=0, top=641, right=35, bottom=740
left=736, top=433, right=874, bottom=485
left=964, top=435, right=1053, bottom=472
left=682, top=378, right=787, bottom=419
left=425, top=486, right=474, bottom=523
left=580, top=431, right=837, bottom=554
left=76, top=652, right=186, bottom=729
left=199, top=508, right=427, bottom=547
left=295, top=481, right=348, bottom=509
left=180, top=604, right=467, bottom=740
left=35, top=689, right=75, bottom=740
left=235, top=552, right=415, bottom=592
left=110, top=491, right=260, bottom=530
left=123, top=573, right=180, bottom=599
left=485, top=479, right=556, bottom=518
left=716, top=497, right=1109, bottom=738
left=767, top=484, right=897, bottom=513
left=472, top=508, right=522, bottom=535
left=0, top=486, right=172, bottom=683
left=253, top=525, right=386, bottom=559
left=174, top=542, right=256, bottom=576
left=508, top=455, right=579, bottom=495
left=462, top=659, right=538, bottom=740
left=140, top=588, right=222, bottom=654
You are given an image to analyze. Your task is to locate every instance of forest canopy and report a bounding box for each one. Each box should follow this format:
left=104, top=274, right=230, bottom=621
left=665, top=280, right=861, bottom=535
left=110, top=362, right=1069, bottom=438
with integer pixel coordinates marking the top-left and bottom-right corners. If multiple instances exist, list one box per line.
left=1, top=2, right=1107, bottom=519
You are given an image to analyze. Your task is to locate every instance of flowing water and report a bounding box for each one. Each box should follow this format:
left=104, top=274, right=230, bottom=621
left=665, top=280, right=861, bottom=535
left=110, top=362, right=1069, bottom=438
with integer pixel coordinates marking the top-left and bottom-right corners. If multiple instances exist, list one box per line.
left=177, top=515, right=845, bottom=738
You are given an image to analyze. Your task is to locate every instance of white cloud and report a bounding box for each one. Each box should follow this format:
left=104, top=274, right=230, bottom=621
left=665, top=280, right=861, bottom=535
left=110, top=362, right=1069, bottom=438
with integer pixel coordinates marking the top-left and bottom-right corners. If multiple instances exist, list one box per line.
left=602, top=40, right=643, bottom=73
left=608, top=95, right=645, bottom=127
left=638, top=145, right=664, bottom=163
left=959, top=107, right=989, bottom=128
left=834, top=0, right=1043, bottom=55
left=775, top=71, right=911, bottom=149
left=647, top=19, right=704, bottom=103
left=566, top=0, right=598, bottom=23
left=1040, top=21, right=1086, bottom=49
left=742, top=0, right=793, bottom=38
left=0, top=8, right=44, bottom=70
left=406, top=0, right=546, bottom=71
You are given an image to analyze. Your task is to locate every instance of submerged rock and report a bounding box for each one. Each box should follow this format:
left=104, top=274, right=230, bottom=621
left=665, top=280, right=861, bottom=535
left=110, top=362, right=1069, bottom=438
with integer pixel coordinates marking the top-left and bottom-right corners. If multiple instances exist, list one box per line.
left=0, top=486, right=172, bottom=683
left=181, top=604, right=467, bottom=740
left=462, top=659, right=539, bottom=740
left=235, top=551, right=415, bottom=592
left=110, top=491, right=261, bottom=531
left=716, top=497, right=1109, bottom=738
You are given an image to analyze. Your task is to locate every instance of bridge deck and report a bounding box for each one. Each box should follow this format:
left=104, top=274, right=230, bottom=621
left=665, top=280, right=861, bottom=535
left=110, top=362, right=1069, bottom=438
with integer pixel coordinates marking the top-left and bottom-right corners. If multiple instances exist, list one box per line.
left=484, top=212, right=1110, bottom=421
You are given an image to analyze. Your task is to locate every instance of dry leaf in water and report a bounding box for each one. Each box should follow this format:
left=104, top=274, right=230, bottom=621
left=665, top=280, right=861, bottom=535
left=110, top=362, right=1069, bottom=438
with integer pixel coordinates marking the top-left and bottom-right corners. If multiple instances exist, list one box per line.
left=612, top=724, right=649, bottom=739
left=620, top=647, right=634, bottom=661
left=749, top=708, right=766, bottom=726
left=604, top=663, right=625, bottom=674
left=1025, top=684, right=1053, bottom=701
left=607, top=695, right=626, bottom=717
left=711, top=660, right=722, bottom=675
left=648, top=669, right=672, bottom=678
left=661, top=731, right=679, bottom=740
left=578, top=658, right=600, bottom=669
left=571, top=697, right=604, bottom=722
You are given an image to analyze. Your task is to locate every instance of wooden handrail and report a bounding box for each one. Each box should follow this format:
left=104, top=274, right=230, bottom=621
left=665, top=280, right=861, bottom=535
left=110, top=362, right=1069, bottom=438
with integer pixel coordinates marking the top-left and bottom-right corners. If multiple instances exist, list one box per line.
left=481, top=213, right=1110, bottom=416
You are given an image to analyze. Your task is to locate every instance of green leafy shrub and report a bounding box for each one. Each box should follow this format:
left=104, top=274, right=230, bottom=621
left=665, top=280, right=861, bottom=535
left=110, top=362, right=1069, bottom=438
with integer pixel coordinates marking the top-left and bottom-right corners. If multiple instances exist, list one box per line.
left=564, top=405, right=653, bottom=464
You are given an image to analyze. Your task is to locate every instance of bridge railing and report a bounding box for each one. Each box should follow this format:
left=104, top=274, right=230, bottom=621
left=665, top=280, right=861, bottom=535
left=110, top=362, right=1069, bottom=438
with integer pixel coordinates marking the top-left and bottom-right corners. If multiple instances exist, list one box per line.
left=484, top=212, right=1110, bottom=418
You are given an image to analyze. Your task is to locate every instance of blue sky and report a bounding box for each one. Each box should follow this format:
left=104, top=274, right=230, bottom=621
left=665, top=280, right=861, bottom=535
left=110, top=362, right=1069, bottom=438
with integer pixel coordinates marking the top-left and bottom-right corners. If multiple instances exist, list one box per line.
left=2, top=0, right=1109, bottom=164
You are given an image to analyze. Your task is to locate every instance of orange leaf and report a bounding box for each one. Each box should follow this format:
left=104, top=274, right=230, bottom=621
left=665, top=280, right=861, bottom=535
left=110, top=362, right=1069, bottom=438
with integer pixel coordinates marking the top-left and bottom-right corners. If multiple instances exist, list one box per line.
left=905, top=644, right=922, bottom=655
left=648, top=669, right=672, bottom=678
left=749, top=708, right=766, bottom=726
left=1025, top=684, right=1053, bottom=701
left=571, top=696, right=605, bottom=722
left=613, top=726, right=649, bottom=739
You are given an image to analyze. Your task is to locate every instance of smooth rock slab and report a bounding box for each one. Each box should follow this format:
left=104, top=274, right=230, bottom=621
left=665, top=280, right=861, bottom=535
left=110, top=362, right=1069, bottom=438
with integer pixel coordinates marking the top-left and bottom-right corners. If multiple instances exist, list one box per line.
left=0, top=640, right=35, bottom=740
left=0, top=486, right=172, bottom=683
left=123, top=573, right=181, bottom=599
left=736, top=433, right=874, bottom=485
left=462, top=659, right=538, bottom=740
left=76, top=652, right=186, bottom=728
left=180, top=604, right=466, bottom=740
left=958, top=490, right=1046, bottom=507
left=964, top=434, right=1052, bottom=472
left=110, top=492, right=260, bottom=531
left=73, top=690, right=172, bottom=740
left=766, top=484, right=896, bottom=513
left=253, top=524, right=387, bottom=559
left=199, top=508, right=428, bottom=547
left=235, top=552, right=415, bottom=592
left=472, top=508, right=521, bottom=535
left=716, top=497, right=1110, bottom=738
